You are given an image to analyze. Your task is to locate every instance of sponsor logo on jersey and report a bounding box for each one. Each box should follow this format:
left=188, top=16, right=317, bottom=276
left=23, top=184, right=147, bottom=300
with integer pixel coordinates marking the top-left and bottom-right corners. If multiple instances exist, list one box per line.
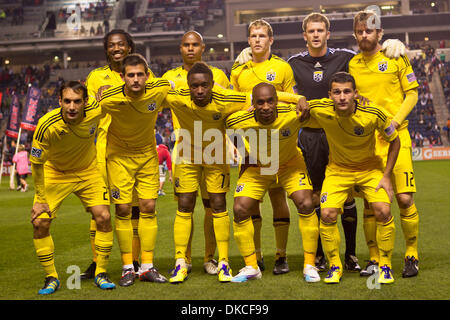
left=31, top=147, right=42, bottom=158
left=111, top=188, right=120, bottom=200
left=235, top=184, right=244, bottom=193
left=266, top=71, right=276, bottom=82
left=313, top=71, right=323, bottom=82
left=320, top=192, right=328, bottom=203
left=378, top=61, right=388, bottom=72
left=354, top=126, right=364, bottom=135
left=147, top=101, right=157, bottom=111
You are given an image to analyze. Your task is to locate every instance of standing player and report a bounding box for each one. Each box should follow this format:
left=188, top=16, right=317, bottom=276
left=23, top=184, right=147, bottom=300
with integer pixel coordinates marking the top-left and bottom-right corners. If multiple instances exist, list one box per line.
left=30, top=81, right=115, bottom=294
left=162, top=62, right=252, bottom=284
left=157, top=143, right=172, bottom=196
left=82, top=29, right=155, bottom=279
left=226, top=83, right=320, bottom=283
left=349, top=10, right=420, bottom=278
left=300, top=72, right=400, bottom=284
left=161, top=31, right=231, bottom=275
left=100, top=54, right=172, bottom=286
left=230, top=19, right=296, bottom=274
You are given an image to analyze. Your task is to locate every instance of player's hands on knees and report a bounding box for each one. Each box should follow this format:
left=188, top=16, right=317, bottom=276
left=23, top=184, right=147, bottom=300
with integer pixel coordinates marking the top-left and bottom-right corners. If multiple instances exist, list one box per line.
left=296, top=96, right=310, bottom=121
left=96, top=85, right=112, bottom=101
left=375, top=176, right=394, bottom=203
left=382, top=39, right=406, bottom=59
left=31, top=202, right=51, bottom=222
left=235, top=47, right=252, bottom=65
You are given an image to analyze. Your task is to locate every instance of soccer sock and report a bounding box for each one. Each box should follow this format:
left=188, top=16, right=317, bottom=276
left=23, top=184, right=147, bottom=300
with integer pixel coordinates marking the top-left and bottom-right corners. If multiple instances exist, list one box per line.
left=115, top=213, right=133, bottom=266
left=94, top=230, right=113, bottom=276
left=400, top=204, right=419, bottom=259
left=319, top=219, right=342, bottom=270
left=233, top=218, right=258, bottom=269
left=363, top=208, right=379, bottom=262
left=251, top=215, right=263, bottom=261
left=298, top=211, right=319, bottom=267
left=185, top=215, right=194, bottom=265
left=89, top=218, right=97, bottom=262
left=138, top=211, right=158, bottom=267
left=315, top=206, right=325, bottom=258
left=376, top=217, right=395, bottom=268
left=212, top=211, right=230, bottom=263
left=273, top=218, right=290, bottom=259
left=174, top=210, right=192, bottom=261
left=341, top=200, right=357, bottom=257
left=131, top=215, right=140, bottom=263
left=34, top=235, right=58, bottom=279
left=203, top=207, right=217, bottom=262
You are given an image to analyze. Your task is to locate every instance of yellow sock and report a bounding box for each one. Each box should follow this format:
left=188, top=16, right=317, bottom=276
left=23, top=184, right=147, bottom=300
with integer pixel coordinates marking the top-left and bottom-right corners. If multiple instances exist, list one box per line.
left=203, top=207, right=217, bottom=262
left=212, top=211, right=230, bottom=263
left=34, top=235, right=58, bottom=278
left=298, top=210, right=319, bottom=267
left=94, top=230, right=113, bottom=276
left=138, top=212, right=158, bottom=265
left=185, top=215, right=194, bottom=265
left=115, top=214, right=133, bottom=266
left=273, top=218, right=289, bottom=259
left=233, top=218, right=258, bottom=269
left=131, top=218, right=140, bottom=262
left=363, top=208, right=379, bottom=262
left=174, top=210, right=192, bottom=260
left=376, top=217, right=396, bottom=268
left=89, top=219, right=97, bottom=262
left=251, top=215, right=263, bottom=260
left=400, top=204, right=419, bottom=259
left=319, top=219, right=342, bottom=270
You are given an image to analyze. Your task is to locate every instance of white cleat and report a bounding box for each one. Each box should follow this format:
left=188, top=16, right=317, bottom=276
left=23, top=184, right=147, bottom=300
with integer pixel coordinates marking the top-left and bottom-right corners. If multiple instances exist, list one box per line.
left=231, top=266, right=262, bottom=283
left=303, top=264, right=321, bottom=283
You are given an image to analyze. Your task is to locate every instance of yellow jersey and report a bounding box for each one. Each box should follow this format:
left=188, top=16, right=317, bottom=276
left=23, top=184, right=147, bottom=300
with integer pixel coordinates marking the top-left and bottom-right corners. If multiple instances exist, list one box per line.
left=225, top=104, right=302, bottom=169
left=162, top=85, right=251, bottom=163
left=303, top=98, right=398, bottom=171
left=99, top=78, right=172, bottom=157
left=30, top=97, right=102, bottom=182
left=348, top=51, right=418, bottom=128
left=230, top=54, right=296, bottom=93
left=162, top=65, right=230, bottom=89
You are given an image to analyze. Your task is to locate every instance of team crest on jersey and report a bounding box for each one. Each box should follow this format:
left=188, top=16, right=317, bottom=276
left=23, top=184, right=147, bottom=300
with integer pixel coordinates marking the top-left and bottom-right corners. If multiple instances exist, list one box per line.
left=266, top=71, right=276, bottom=82
left=147, top=101, right=157, bottom=111
left=89, top=124, right=96, bottom=135
left=280, top=128, right=291, bottom=137
left=313, top=71, right=323, bottom=82
left=320, top=192, right=328, bottom=204
left=235, top=184, right=245, bottom=193
left=212, top=113, right=222, bottom=120
left=354, top=126, right=364, bottom=135
left=111, top=188, right=120, bottom=200
left=31, top=147, right=42, bottom=158
left=174, top=178, right=180, bottom=188
left=378, top=61, right=388, bottom=72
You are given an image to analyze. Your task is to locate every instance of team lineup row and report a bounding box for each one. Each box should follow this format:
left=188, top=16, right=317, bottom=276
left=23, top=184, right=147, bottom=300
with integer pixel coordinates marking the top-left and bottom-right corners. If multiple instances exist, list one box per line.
left=29, top=11, right=420, bottom=295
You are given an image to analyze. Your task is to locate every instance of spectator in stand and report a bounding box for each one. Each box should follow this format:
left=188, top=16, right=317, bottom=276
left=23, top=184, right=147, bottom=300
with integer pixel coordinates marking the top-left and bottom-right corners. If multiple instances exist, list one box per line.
left=157, top=144, right=172, bottom=196
left=12, top=144, right=30, bottom=192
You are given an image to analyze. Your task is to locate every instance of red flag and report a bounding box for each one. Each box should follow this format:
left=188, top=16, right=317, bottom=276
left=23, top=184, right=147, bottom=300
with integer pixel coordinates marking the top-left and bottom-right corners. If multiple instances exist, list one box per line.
left=20, top=86, right=41, bottom=131
left=5, top=94, right=20, bottom=138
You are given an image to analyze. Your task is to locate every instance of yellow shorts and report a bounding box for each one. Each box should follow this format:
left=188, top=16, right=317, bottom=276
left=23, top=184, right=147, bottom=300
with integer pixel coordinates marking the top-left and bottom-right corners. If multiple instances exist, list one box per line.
left=234, top=155, right=312, bottom=200
left=174, top=163, right=230, bottom=194
left=34, top=174, right=109, bottom=219
left=107, top=153, right=159, bottom=204
left=376, top=127, right=416, bottom=194
left=321, top=164, right=390, bottom=210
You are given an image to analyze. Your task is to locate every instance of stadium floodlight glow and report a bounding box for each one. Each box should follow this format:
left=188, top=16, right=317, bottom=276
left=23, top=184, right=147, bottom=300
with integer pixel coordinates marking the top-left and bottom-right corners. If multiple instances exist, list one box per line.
left=224, top=48, right=229, bottom=52
left=67, top=56, right=72, bottom=61
left=424, top=37, right=429, bottom=41
left=217, top=34, right=223, bottom=38
left=431, top=2, right=435, bottom=7
left=209, top=48, right=215, bottom=52
left=4, top=59, right=9, bottom=65
left=54, top=56, right=59, bottom=61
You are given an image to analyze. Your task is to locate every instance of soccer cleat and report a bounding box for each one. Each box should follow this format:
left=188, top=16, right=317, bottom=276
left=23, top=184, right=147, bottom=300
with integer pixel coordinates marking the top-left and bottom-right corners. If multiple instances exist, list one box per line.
left=402, top=256, right=419, bottom=278
left=158, top=190, right=166, bottom=196
left=315, top=255, right=327, bottom=272
left=140, top=267, right=168, bottom=283
left=257, top=257, right=265, bottom=272
left=80, top=261, right=96, bottom=280
left=378, top=265, right=395, bottom=284
left=203, top=259, right=218, bottom=275
left=303, top=264, right=321, bottom=283
left=218, top=263, right=233, bottom=283
left=360, top=260, right=379, bottom=277
left=273, top=257, right=289, bottom=275
left=38, top=276, right=60, bottom=295
left=169, top=264, right=188, bottom=284
left=118, top=268, right=135, bottom=287
left=324, top=265, right=342, bottom=284
left=344, top=255, right=362, bottom=272
left=231, top=266, right=262, bottom=283
left=94, top=273, right=116, bottom=290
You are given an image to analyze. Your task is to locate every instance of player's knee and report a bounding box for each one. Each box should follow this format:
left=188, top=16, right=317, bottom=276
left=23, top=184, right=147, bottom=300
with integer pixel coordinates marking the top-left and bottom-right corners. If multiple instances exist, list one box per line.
left=32, top=218, right=51, bottom=237
left=233, top=201, right=251, bottom=223
left=139, top=200, right=156, bottom=214
left=115, top=204, right=131, bottom=217
left=209, top=194, right=227, bottom=213
left=372, top=205, right=392, bottom=223
left=295, top=198, right=314, bottom=215
left=178, top=193, right=196, bottom=212
left=396, top=193, right=414, bottom=209
left=320, top=208, right=338, bottom=224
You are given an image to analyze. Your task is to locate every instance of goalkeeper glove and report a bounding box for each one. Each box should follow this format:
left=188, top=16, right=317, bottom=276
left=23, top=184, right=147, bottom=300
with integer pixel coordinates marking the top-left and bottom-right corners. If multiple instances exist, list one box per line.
left=382, top=39, right=406, bottom=59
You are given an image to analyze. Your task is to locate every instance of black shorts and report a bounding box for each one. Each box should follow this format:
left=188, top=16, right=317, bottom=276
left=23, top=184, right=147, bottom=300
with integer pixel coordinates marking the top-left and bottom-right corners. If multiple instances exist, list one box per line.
left=297, top=127, right=329, bottom=191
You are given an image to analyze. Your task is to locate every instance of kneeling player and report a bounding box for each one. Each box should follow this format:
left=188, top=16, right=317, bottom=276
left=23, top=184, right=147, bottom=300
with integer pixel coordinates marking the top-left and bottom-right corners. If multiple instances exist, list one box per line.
left=300, top=72, right=400, bottom=284
left=30, top=81, right=115, bottom=295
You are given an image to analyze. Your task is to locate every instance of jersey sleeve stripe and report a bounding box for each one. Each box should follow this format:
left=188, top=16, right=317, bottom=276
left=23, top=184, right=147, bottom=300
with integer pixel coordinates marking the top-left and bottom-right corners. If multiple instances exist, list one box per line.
left=99, top=86, right=124, bottom=101
left=356, top=107, right=387, bottom=122
left=35, top=114, right=63, bottom=142
left=226, top=113, right=254, bottom=127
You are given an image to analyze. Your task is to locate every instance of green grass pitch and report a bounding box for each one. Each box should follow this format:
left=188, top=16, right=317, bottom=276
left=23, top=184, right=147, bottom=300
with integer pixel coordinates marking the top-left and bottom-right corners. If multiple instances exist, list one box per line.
left=0, top=160, right=449, bottom=301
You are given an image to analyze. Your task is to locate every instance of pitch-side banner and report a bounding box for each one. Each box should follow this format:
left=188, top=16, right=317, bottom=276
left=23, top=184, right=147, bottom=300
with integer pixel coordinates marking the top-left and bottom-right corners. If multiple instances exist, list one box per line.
left=20, top=86, right=41, bottom=131
left=5, top=94, right=20, bottom=138
left=412, top=147, right=450, bottom=160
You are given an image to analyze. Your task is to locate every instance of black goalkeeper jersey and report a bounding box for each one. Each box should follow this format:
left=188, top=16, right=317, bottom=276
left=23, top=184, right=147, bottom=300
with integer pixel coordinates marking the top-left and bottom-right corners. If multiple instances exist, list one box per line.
left=288, top=48, right=356, bottom=100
